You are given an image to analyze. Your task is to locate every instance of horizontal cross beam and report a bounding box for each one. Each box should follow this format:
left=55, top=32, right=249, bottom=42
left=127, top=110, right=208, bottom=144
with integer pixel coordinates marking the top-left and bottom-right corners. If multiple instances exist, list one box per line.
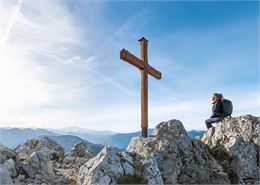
left=120, top=49, right=144, bottom=70
left=120, top=49, right=161, bottom=80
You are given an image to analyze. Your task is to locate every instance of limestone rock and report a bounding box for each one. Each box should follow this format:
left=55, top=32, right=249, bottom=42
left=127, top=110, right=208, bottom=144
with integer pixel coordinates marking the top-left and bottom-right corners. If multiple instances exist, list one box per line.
left=200, top=115, right=260, bottom=184
left=34, top=151, right=55, bottom=177
left=21, top=162, right=34, bottom=178
left=201, top=115, right=260, bottom=146
left=71, top=141, right=90, bottom=157
left=137, top=155, right=163, bottom=185
left=63, top=155, right=75, bottom=164
left=0, top=144, right=17, bottom=164
left=77, top=146, right=128, bottom=185
left=0, top=167, right=14, bottom=185
left=17, top=174, right=25, bottom=181
left=17, top=150, right=55, bottom=180
left=77, top=146, right=163, bottom=185
left=0, top=137, right=89, bottom=185
left=28, top=152, right=40, bottom=169
left=63, top=141, right=93, bottom=168
left=224, top=137, right=258, bottom=180
left=15, top=136, right=64, bottom=162
left=16, top=146, right=57, bottom=184
left=1, top=158, right=16, bottom=178
left=127, top=119, right=230, bottom=184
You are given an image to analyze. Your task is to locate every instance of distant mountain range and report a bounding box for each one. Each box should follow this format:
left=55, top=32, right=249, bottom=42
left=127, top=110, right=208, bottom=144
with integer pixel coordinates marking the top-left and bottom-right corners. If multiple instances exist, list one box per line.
left=0, top=128, right=58, bottom=148
left=47, top=127, right=116, bottom=145
left=0, top=127, right=205, bottom=152
left=42, top=135, right=104, bottom=155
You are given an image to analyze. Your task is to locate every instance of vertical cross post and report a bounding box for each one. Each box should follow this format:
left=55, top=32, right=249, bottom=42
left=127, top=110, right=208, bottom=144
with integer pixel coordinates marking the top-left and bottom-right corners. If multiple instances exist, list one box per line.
left=139, top=38, right=148, bottom=137
left=119, top=37, right=161, bottom=138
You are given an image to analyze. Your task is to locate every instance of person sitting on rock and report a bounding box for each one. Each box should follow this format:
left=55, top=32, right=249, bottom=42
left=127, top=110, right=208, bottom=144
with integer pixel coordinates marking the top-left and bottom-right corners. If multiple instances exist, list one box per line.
left=205, top=93, right=224, bottom=129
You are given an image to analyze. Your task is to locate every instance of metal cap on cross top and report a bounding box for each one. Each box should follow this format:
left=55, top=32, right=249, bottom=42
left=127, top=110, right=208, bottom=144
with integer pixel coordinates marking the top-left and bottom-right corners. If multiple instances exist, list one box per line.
left=138, top=37, right=148, bottom=43
left=119, top=37, right=162, bottom=138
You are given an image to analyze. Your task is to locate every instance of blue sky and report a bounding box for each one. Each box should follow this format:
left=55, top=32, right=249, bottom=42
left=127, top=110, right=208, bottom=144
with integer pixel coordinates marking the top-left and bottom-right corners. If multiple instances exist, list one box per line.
left=0, top=0, right=259, bottom=132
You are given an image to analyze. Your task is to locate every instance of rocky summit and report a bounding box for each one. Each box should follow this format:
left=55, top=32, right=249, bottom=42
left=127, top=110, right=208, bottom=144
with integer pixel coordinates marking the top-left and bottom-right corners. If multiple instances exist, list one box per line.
left=0, top=114, right=259, bottom=185
left=199, top=115, right=260, bottom=184
left=127, top=120, right=230, bottom=184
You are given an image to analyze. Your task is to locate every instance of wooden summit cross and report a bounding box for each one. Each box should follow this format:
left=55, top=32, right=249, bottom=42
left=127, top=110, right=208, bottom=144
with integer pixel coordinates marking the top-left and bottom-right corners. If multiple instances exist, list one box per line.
left=120, top=37, right=162, bottom=137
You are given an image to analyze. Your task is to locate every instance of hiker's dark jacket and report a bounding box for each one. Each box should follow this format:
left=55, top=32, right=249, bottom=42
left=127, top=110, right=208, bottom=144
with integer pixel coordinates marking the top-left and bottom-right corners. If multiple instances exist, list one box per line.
left=210, top=99, right=224, bottom=118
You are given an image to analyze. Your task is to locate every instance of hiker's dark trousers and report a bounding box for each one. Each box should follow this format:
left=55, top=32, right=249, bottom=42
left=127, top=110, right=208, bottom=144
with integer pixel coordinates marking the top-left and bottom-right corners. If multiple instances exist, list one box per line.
left=205, top=117, right=222, bottom=129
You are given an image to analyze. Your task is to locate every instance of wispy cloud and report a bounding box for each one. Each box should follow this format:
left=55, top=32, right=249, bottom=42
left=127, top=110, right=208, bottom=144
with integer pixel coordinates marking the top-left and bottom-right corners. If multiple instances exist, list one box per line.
left=0, top=0, right=143, bottom=129
left=0, top=0, right=85, bottom=124
left=0, top=0, right=22, bottom=51
left=0, top=1, right=259, bottom=132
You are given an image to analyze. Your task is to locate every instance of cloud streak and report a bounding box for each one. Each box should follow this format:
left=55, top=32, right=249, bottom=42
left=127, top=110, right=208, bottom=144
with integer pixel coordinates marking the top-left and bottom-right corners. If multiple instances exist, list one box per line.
left=0, top=1, right=259, bottom=132
left=0, top=0, right=84, bottom=122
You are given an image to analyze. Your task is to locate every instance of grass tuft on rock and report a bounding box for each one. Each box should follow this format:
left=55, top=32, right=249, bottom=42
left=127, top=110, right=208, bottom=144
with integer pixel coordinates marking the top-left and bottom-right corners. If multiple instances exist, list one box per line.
left=31, top=139, right=39, bottom=148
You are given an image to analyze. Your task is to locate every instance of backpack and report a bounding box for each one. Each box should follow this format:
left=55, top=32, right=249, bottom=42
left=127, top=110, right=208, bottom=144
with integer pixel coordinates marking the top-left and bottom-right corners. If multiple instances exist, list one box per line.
left=222, top=99, right=233, bottom=117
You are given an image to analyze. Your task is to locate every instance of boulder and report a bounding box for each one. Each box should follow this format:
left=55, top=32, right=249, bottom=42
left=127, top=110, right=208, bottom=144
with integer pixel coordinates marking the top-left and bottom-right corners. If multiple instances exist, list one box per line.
left=77, top=146, right=163, bottom=185
left=225, top=137, right=258, bottom=180
left=127, top=119, right=230, bottom=184
left=18, top=150, right=55, bottom=181
left=1, top=158, right=16, bottom=177
left=71, top=141, right=90, bottom=157
left=136, top=155, right=163, bottom=185
left=200, top=115, right=260, bottom=184
left=63, top=155, right=75, bottom=164
left=77, top=146, right=131, bottom=185
left=21, top=162, right=34, bottom=178
left=15, top=137, right=64, bottom=162
left=0, top=144, right=17, bottom=163
left=34, top=151, right=55, bottom=177
left=201, top=115, right=260, bottom=146
left=0, top=167, right=14, bottom=185
left=28, top=152, right=40, bottom=169
left=63, top=141, right=93, bottom=168
left=17, top=174, right=25, bottom=181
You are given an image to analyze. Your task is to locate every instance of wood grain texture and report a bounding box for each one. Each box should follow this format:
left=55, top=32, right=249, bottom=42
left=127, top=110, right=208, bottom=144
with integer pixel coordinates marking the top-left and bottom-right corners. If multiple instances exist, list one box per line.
left=119, top=38, right=162, bottom=137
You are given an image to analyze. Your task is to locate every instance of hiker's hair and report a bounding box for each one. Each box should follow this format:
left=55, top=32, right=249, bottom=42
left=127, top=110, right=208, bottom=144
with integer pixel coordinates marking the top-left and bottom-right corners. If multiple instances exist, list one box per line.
left=213, top=93, right=223, bottom=100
